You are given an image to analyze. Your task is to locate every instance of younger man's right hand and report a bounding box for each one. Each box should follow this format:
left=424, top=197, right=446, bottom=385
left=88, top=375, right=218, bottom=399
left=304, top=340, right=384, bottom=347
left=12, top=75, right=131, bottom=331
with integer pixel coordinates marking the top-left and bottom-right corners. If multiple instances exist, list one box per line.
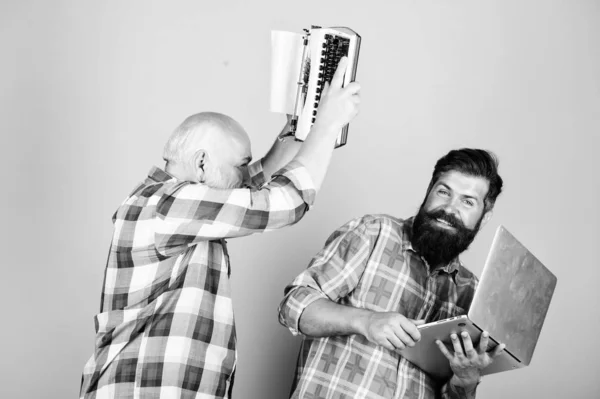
left=360, top=312, right=425, bottom=351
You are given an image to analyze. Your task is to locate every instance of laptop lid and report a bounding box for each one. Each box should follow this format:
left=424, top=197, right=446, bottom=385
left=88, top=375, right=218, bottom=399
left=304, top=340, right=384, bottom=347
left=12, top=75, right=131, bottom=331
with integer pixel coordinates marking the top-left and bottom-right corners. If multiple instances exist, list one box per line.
left=468, top=225, right=557, bottom=365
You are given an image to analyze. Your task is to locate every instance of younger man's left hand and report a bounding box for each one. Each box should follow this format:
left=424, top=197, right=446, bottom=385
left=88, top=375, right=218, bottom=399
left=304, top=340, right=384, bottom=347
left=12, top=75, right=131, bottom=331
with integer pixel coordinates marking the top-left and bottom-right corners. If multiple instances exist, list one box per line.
left=435, top=331, right=505, bottom=386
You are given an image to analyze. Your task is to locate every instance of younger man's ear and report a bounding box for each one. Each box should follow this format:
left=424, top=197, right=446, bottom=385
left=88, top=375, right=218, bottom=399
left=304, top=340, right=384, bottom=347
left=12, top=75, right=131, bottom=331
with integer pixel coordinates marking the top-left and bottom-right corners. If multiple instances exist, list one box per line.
left=481, top=210, right=493, bottom=228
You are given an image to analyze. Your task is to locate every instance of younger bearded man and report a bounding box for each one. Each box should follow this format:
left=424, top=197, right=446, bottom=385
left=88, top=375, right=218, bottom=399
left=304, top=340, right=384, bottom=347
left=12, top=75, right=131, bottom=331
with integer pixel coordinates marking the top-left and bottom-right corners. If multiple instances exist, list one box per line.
left=279, top=148, right=506, bottom=399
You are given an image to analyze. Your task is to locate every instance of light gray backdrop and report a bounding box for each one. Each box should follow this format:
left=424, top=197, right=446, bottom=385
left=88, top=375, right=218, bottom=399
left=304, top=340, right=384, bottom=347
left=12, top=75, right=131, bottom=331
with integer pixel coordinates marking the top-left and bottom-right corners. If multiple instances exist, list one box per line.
left=2, top=0, right=598, bottom=398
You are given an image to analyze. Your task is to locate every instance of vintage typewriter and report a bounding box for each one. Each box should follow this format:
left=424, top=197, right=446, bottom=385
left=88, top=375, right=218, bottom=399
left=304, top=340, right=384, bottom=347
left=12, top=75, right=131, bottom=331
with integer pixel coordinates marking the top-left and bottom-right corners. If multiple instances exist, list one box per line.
left=270, top=26, right=361, bottom=148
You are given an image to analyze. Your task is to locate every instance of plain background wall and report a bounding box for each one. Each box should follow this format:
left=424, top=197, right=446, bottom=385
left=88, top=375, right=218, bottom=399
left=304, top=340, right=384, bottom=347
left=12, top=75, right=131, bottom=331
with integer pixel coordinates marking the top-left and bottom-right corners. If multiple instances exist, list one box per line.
left=2, top=0, right=598, bottom=398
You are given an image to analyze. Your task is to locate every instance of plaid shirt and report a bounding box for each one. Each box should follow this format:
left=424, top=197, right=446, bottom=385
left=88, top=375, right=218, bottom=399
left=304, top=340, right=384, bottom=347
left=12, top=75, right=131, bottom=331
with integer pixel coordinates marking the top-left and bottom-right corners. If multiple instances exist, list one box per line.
left=278, top=215, right=479, bottom=399
left=80, top=160, right=315, bottom=399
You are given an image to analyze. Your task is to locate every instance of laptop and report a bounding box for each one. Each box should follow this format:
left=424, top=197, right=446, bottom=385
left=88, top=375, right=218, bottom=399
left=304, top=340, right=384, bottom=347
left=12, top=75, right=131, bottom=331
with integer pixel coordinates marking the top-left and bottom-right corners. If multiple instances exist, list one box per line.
left=400, top=225, right=557, bottom=380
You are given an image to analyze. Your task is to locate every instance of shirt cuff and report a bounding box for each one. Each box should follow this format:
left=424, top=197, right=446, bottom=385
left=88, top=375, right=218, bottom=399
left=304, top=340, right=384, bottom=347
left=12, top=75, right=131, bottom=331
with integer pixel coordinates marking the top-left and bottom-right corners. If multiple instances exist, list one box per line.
left=440, top=376, right=481, bottom=399
left=278, top=286, right=327, bottom=336
left=272, top=160, right=317, bottom=207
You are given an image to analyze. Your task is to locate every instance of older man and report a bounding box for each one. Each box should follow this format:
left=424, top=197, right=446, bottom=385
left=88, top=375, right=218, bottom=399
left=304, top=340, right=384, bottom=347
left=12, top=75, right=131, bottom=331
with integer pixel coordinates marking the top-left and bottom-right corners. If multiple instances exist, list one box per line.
left=279, top=148, right=506, bottom=399
left=80, top=58, right=360, bottom=398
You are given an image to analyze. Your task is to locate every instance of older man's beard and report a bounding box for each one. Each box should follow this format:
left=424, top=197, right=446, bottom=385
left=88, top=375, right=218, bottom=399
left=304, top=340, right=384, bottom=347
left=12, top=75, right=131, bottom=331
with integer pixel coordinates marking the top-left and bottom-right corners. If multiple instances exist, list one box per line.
left=411, top=206, right=483, bottom=268
left=203, top=163, right=243, bottom=189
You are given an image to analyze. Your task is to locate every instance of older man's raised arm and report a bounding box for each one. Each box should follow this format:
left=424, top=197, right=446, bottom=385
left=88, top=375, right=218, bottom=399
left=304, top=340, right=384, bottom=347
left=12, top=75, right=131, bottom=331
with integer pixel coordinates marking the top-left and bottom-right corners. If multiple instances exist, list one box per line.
left=259, top=56, right=360, bottom=189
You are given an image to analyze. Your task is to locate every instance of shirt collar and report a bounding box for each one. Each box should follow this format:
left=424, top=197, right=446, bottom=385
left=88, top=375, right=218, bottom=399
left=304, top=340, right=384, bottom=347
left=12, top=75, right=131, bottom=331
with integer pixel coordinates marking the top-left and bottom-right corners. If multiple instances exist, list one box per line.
left=148, top=166, right=177, bottom=183
left=403, top=216, right=462, bottom=277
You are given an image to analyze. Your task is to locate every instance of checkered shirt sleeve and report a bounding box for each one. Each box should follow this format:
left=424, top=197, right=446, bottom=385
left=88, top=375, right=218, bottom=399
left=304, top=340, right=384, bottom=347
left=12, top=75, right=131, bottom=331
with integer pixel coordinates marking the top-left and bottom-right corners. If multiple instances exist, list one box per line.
left=440, top=379, right=480, bottom=399
left=247, top=159, right=266, bottom=188
left=153, top=160, right=315, bottom=256
left=278, top=216, right=374, bottom=335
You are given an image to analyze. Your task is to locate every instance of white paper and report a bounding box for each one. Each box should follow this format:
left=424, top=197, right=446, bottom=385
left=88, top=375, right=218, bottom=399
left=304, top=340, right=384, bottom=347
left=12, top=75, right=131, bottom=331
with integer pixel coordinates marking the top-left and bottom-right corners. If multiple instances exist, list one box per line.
left=269, top=30, right=304, bottom=114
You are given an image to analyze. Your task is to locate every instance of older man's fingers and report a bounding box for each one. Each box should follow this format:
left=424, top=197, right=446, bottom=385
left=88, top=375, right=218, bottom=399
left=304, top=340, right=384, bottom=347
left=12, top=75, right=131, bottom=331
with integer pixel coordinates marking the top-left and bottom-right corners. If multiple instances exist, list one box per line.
left=330, top=57, right=349, bottom=89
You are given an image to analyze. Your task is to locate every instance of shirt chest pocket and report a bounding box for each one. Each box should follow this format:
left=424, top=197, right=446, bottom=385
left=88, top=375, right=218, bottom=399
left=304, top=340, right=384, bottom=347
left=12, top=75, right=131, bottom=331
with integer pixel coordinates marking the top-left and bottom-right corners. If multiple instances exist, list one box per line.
left=355, top=261, right=425, bottom=316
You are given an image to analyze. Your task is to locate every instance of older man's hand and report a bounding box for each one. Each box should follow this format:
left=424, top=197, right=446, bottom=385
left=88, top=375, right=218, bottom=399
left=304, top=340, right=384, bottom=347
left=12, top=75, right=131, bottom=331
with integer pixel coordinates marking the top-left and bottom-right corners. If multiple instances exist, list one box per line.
left=313, top=57, right=361, bottom=133
left=435, top=331, right=505, bottom=387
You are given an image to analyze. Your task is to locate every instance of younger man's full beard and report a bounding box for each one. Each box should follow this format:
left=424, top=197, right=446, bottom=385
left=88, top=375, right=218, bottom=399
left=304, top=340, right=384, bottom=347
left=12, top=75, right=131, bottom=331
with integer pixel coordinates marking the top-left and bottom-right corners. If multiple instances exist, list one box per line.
left=411, top=206, right=482, bottom=268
